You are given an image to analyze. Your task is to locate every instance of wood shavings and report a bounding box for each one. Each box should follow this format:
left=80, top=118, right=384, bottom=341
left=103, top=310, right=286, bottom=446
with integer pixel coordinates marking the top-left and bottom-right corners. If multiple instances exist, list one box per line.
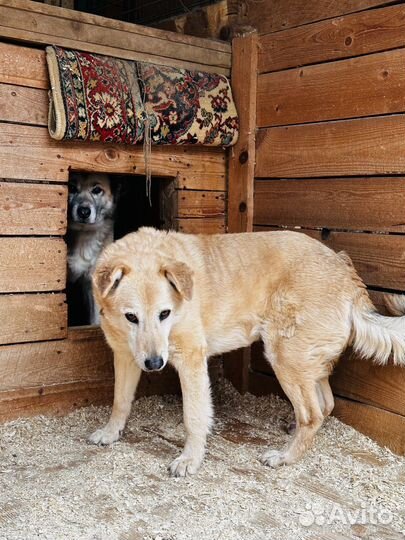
left=0, top=379, right=404, bottom=540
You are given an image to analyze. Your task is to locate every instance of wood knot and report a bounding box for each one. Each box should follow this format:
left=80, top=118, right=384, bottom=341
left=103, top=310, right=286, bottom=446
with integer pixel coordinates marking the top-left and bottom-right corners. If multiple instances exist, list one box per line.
left=239, top=150, right=248, bottom=164
left=344, top=36, right=353, bottom=46
left=104, top=148, right=117, bottom=160
left=239, top=201, right=247, bottom=213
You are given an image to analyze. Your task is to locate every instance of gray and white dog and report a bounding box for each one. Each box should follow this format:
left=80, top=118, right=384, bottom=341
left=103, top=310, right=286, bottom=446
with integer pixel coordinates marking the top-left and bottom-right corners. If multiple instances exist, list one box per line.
left=67, top=172, right=116, bottom=325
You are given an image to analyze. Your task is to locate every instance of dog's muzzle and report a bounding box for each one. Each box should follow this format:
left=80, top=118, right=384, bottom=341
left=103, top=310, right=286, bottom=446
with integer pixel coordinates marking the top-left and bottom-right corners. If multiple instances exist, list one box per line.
left=144, top=356, right=164, bottom=371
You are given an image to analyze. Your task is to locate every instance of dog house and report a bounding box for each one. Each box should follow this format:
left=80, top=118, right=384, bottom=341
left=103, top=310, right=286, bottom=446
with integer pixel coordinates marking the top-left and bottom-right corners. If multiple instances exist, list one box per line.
left=0, top=0, right=404, bottom=459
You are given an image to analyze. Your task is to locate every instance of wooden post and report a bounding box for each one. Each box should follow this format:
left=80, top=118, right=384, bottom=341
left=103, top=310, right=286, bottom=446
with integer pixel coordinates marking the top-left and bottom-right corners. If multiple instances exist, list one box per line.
left=224, top=32, right=258, bottom=393
left=227, top=31, right=258, bottom=234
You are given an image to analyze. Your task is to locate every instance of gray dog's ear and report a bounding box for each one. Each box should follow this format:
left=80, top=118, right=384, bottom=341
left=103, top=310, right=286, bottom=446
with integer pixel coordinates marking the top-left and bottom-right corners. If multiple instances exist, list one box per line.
left=93, top=263, right=129, bottom=298
left=162, top=261, right=193, bottom=301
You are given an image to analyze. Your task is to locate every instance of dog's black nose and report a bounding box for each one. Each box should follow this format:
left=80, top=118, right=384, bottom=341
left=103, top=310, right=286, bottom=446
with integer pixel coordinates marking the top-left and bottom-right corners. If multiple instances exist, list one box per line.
left=144, top=356, right=164, bottom=371
left=77, top=206, right=91, bottom=219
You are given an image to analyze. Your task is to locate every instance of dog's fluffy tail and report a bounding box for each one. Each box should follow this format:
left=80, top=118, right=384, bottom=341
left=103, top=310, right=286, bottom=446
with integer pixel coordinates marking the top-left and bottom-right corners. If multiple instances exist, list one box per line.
left=383, top=293, right=405, bottom=317
left=351, top=295, right=405, bottom=366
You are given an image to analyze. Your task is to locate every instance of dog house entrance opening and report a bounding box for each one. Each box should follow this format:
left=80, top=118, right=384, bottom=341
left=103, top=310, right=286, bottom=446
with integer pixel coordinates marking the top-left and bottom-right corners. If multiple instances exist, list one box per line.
left=66, top=172, right=163, bottom=327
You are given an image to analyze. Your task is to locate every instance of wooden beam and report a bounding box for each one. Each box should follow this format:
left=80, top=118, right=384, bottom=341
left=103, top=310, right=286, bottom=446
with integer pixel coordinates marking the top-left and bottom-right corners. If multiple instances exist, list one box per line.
left=257, top=49, right=405, bottom=127
left=228, top=32, right=258, bottom=233
left=254, top=177, right=405, bottom=233
left=0, top=123, right=226, bottom=183
left=256, top=115, right=405, bottom=178
left=0, top=293, right=67, bottom=345
left=259, top=4, right=405, bottom=73
left=223, top=33, right=258, bottom=392
left=0, top=0, right=231, bottom=74
left=0, top=181, right=67, bottom=235
left=0, top=237, right=66, bottom=292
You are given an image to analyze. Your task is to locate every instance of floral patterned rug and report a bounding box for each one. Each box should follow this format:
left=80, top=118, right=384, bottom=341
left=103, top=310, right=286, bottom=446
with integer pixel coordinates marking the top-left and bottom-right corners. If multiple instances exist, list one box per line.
left=46, top=46, right=239, bottom=147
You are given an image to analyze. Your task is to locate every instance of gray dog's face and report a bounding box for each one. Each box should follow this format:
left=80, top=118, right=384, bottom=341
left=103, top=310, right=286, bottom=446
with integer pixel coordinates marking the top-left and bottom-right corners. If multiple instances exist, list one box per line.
left=68, top=173, right=115, bottom=230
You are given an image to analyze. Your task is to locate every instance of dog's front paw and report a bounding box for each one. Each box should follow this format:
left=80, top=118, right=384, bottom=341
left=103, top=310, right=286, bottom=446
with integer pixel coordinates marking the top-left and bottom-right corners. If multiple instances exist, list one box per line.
left=260, top=449, right=289, bottom=468
left=88, top=425, right=121, bottom=446
left=168, top=454, right=202, bottom=477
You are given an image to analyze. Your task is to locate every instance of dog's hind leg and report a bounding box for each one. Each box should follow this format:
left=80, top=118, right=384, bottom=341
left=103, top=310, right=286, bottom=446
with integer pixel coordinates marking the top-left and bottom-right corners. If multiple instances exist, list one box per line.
left=260, top=338, right=327, bottom=467
left=286, top=377, right=334, bottom=435
left=88, top=349, right=141, bottom=445
left=169, top=349, right=212, bottom=477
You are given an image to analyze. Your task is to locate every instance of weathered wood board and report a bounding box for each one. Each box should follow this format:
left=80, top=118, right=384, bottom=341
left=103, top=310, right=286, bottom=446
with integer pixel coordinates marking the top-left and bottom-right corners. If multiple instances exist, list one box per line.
left=257, top=49, right=405, bottom=127
left=227, top=33, right=258, bottom=234
left=0, top=293, right=67, bottom=345
left=256, top=115, right=405, bottom=178
left=232, top=0, right=391, bottom=35
left=0, top=181, right=67, bottom=235
left=254, top=177, right=405, bottom=233
left=0, top=123, right=226, bottom=183
left=0, top=238, right=66, bottom=292
left=259, top=4, right=405, bottom=73
left=0, top=0, right=230, bottom=74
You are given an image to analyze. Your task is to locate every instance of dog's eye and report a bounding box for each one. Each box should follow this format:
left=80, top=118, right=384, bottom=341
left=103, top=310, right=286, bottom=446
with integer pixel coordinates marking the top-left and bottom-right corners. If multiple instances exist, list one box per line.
left=125, top=312, right=139, bottom=324
left=159, top=310, right=171, bottom=321
left=92, top=186, right=104, bottom=195
left=68, top=183, right=78, bottom=194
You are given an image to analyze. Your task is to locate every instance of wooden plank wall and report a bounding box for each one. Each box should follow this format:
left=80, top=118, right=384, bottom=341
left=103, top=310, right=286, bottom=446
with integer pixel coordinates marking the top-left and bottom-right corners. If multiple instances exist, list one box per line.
left=0, top=2, right=229, bottom=420
left=0, top=0, right=231, bottom=74
left=247, top=0, right=405, bottom=453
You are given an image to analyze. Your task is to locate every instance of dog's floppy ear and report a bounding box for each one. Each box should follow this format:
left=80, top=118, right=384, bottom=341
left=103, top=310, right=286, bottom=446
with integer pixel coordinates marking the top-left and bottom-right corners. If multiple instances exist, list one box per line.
left=162, top=260, right=193, bottom=301
left=93, top=262, right=129, bottom=299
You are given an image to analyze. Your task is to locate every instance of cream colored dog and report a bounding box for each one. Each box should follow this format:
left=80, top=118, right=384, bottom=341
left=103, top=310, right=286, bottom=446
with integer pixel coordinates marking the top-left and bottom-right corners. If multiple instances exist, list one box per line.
left=89, top=227, right=405, bottom=476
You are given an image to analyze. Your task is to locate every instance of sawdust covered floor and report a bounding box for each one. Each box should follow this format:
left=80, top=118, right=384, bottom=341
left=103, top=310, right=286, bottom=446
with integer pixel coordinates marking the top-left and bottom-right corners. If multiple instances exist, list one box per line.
left=0, top=380, right=404, bottom=540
